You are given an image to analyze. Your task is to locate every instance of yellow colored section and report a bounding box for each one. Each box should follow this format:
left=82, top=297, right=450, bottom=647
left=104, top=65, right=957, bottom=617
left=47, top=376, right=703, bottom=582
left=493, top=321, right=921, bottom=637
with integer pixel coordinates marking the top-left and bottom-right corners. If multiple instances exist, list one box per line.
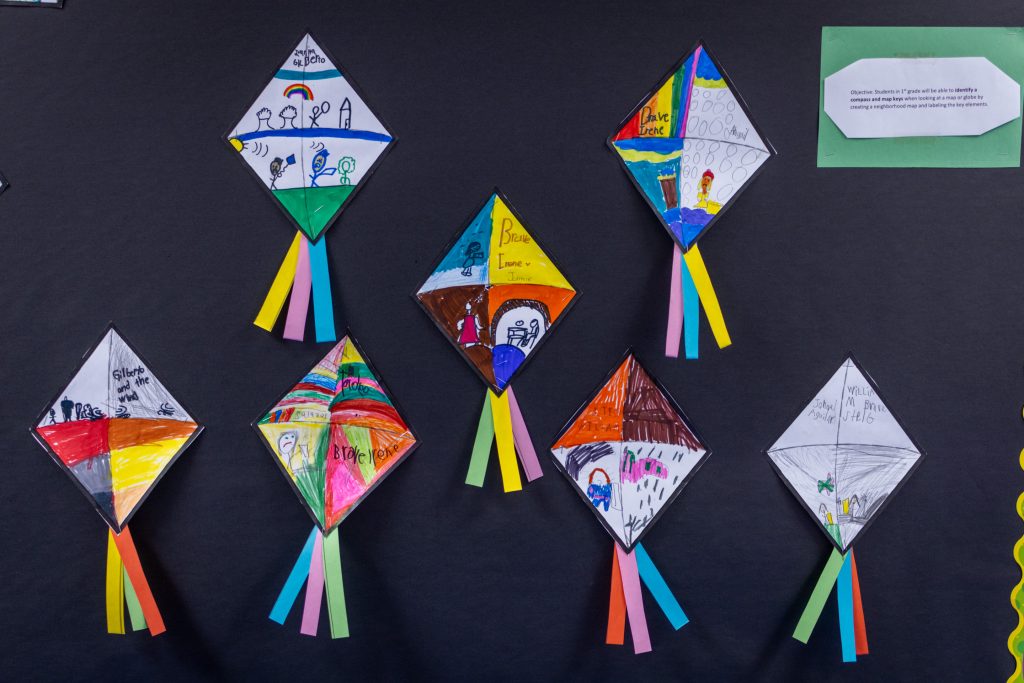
left=843, top=499, right=850, bottom=514
left=106, top=531, right=125, bottom=634
left=682, top=245, right=731, bottom=349
left=488, top=196, right=573, bottom=290
left=614, top=145, right=682, bottom=163
left=653, top=76, right=675, bottom=129
left=258, top=422, right=329, bottom=482
left=111, top=437, right=188, bottom=491
left=254, top=231, right=302, bottom=332
left=693, top=77, right=727, bottom=89
left=489, top=390, right=522, bottom=493
left=340, top=338, right=365, bottom=366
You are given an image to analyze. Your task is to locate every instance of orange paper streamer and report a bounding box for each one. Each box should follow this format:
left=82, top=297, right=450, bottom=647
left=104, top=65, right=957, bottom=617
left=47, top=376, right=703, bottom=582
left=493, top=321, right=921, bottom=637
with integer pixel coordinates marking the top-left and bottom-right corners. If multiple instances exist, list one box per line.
left=110, top=526, right=166, bottom=636
left=606, top=545, right=626, bottom=645
left=851, top=551, right=869, bottom=655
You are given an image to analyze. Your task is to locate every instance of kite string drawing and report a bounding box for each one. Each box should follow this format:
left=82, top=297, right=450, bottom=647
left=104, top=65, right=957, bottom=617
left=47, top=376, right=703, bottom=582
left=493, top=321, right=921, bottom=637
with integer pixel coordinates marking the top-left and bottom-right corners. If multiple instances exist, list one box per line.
left=609, top=41, right=775, bottom=360
left=228, top=34, right=395, bottom=343
left=254, top=335, right=417, bottom=637
left=416, top=191, right=577, bottom=493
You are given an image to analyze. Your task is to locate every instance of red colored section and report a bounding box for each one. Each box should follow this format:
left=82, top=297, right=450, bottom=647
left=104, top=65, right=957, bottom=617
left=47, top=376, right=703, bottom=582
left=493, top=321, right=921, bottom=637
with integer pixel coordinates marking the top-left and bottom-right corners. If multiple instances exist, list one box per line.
left=851, top=550, right=869, bottom=655
left=330, top=399, right=407, bottom=433
left=36, top=418, right=110, bottom=467
left=606, top=543, right=626, bottom=645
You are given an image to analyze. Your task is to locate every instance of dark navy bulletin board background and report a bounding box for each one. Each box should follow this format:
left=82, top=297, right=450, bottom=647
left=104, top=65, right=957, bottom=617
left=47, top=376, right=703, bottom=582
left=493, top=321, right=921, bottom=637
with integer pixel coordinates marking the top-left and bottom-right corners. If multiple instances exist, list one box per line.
left=0, top=1, right=1019, bottom=680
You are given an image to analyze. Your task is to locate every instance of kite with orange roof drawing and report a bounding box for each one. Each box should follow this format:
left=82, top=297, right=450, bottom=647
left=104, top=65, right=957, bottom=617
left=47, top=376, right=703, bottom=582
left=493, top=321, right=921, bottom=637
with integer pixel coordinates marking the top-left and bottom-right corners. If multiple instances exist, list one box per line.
left=766, top=355, right=924, bottom=663
left=416, top=190, right=577, bottom=493
left=227, top=33, right=395, bottom=342
left=609, top=40, right=775, bottom=359
left=31, top=324, right=203, bottom=636
left=254, top=334, right=417, bottom=637
left=550, top=352, right=710, bottom=653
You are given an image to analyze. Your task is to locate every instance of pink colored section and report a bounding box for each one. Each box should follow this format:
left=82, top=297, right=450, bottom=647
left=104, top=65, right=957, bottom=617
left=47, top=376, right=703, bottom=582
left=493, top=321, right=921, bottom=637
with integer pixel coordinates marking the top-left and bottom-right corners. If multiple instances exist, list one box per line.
left=300, top=531, right=325, bottom=636
left=665, top=246, right=683, bottom=357
left=284, top=235, right=313, bottom=341
left=506, top=386, right=543, bottom=482
left=678, top=45, right=702, bottom=138
left=615, top=545, right=652, bottom=654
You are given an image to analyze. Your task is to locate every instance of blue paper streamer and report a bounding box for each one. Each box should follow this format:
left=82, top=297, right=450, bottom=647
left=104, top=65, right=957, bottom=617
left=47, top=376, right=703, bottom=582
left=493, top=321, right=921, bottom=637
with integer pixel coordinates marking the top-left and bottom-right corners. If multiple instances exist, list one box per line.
left=269, top=527, right=318, bottom=625
left=682, top=258, right=699, bottom=359
left=308, top=237, right=336, bottom=343
left=635, top=543, right=689, bottom=630
left=837, top=552, right=856, bottom=663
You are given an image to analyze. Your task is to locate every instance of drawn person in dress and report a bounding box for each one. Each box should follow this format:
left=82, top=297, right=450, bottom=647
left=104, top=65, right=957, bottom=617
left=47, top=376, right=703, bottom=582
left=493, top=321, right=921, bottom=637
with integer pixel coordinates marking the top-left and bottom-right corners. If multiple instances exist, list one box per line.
left=60, top=395, right=74, bottom=422
left=455, top=303, right=482, bottom=348
left=460, top=241, right=485, bottom=276
left=696, top=169, right=714, bottom=208
left=277, top=430, right=311, bottom=473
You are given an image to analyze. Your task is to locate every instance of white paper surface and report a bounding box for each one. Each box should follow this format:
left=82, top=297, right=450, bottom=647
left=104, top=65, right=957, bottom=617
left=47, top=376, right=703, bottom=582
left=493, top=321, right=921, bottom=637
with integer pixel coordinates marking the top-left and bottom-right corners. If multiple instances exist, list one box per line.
left=824, top=57, right=1020, bottom=138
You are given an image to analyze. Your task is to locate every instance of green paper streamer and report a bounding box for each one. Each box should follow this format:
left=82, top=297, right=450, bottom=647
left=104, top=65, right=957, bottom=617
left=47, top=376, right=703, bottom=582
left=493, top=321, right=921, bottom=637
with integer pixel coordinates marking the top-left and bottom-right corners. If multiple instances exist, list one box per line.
left=123, top=565, right=147, bottom=632
left=793, top=548, right=845, bottom=643
left=322, top=530, right=349, bottom=639
left=465, top=391, right=494, bottom=487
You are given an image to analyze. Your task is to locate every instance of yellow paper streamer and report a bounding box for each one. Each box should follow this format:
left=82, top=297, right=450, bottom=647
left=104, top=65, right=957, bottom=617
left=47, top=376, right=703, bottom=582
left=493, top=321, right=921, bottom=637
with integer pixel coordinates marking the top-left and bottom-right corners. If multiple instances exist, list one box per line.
left=682, top=245, right=731, bottom=349
left=489, top=390, right=522, bottom=493
left=254, top=231, right=302, bottom=332
left=105, top=530, right=125, bottom=635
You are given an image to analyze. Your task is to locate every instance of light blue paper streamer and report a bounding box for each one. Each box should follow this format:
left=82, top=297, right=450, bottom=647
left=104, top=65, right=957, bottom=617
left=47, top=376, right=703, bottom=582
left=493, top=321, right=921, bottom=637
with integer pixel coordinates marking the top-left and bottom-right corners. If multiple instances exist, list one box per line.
left=269, top=527, right=318, bottom=624
left=635, top=543, right=689, bottom=630
left=682, top=259, right=699, bottom=359
left=837, top=552, right=857, bottom=663
left=308, top=237, right=336, bottom=343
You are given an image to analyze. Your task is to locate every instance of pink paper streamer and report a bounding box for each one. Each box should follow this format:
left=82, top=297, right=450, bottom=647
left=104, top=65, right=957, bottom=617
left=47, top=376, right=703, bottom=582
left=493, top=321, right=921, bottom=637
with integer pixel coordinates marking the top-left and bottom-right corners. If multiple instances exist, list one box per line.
left=300, top=531, right=325, bottom=636
left=615, top=545, right=652, bottom=654
left=283, top=235, right=312, bottom=341
left=665, top=245, right=683, bottom=358
left=506, top=386, right=543, bottom=482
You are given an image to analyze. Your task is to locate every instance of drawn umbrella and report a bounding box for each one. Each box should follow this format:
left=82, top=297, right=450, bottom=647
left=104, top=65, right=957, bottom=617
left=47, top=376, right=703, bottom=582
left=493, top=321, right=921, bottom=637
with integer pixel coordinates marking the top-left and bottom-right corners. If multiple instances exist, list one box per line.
left=550, top=351, right=710, bottom=653
left=416, top=189, right=577, bottom=493
left=766, top=355, right=924, bottom=663
left=254, top=333, right=417, bottom=637
left=31, top=324, right=203, bottom=635
left=227, top=32, right=395, bottom=342
left=609, top=40, right=775, bottom=359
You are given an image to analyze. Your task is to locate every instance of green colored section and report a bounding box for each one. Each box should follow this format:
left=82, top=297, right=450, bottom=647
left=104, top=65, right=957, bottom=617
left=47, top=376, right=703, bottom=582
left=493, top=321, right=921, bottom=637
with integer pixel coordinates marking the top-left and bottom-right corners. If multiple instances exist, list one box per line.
left=294, top=426, right=330, bottom=526
left=123, top=565, right=147, bottom=631
left=818, top=27, right=1024, bottom=167
left=793, top=548, right=845, bottom=643
left=273, top=184, right=355, bottom=240
left=332, top=362, right=393, bottom=407
left=322, top=530, right=349, bottom=639
left=341, top=425, right=376, bottom=486
left=465, top=391, right=494, bottom=487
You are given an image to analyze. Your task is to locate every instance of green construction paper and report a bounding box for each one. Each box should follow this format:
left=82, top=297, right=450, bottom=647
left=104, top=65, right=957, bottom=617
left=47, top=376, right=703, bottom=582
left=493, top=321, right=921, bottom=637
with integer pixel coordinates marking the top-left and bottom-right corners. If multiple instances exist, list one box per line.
left=465, top=391, right=494, bottom=487
left=123, top=566, right=147, bottom=632
left=793, top=548, right=845, bottom=643
left=818, top=27, right=1024, bottom=167
left=322, top=530, right=349, bottom=639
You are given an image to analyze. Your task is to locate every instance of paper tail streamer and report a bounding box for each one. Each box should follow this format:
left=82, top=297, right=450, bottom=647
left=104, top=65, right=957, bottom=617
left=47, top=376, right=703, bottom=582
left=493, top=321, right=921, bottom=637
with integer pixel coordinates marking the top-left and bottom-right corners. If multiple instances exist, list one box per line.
left=664, top=244, right=730, bottom=360
left=105, top=527, right=163, bottom=636
left=793, top=548, right=868, bottom=662
left=254, top=230, right=337, bottom=343
left=269, top=527, right=349, bottom=638
left=606, top=543, right=688, bottom=654
left=464, top=387, right=543, bottom=492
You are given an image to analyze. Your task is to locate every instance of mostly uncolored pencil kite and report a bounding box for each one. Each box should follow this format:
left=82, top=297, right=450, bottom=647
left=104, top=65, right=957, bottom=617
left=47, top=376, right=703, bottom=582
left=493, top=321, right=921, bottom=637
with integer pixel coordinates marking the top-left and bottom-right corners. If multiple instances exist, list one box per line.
left=254, top=333, right=417, bottom=637
left=31, top=325, right=203, bottom=636
left=416, top=189, right=577, bottom=493
left=766, top=355, right=924, bottom=663
left=227, top=33, right=395, bottom=342
left=609, top=40, right=774, bottom=360
left=550, top=352, right=710, bottom=653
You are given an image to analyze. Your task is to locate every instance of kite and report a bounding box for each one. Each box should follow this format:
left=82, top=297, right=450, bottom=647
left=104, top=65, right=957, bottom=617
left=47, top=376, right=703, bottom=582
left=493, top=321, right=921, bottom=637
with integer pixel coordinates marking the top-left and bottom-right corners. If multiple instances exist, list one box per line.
left=550, top=352, right=710, bottom=653
left=254, top=333, right=418, bottom=638
left=31, top=324, right=203, bottom=636
left=416, top=189, right=577, bottom=493
left=227, top=32, right=395, bottom=342
left=766, top=355, right=924, bottom=663
left=608, top=40, right=775, bottom=360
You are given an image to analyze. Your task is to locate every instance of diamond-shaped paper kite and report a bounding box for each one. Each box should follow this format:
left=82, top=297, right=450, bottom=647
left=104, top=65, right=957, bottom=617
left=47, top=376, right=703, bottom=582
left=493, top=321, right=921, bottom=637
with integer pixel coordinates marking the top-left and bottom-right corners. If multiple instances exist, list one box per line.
left=766, top=355, right=924, bottom=663
left=255, top=334, right=417, bottom=638
left=608, top=40, right=774, bottom=359
left=550, top=352, right=710, bottom=653
left=32, top=324, right=202, bottom=636
left=416, top=190, right=576, bottom=493
left=227, top=32, right=395, bottom=342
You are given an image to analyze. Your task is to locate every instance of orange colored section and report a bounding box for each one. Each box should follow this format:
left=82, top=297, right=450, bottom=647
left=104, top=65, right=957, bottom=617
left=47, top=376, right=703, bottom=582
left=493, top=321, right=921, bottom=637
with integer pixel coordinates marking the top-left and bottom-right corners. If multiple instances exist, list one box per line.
left=552, top=357, right=630, bottom=449
left=851, top=550, right=869, bottom=655
left=110, top=526, right=165, bottom=636
left=488, top=284, right=575, bottom=326
left=37, top=418, right=110, bottom=466
left=108, top=418, right=197, bottom=450
left=606, top=544, right=626, bottom=645
left=370, top=430, right=416, bottom=474
left=113, top=484, right=148, bottom=525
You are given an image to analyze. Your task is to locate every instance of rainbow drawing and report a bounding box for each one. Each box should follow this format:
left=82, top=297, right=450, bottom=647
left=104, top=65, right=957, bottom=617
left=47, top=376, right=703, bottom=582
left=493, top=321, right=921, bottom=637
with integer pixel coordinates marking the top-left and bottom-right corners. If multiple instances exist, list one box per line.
left=283, top=83, right=314, bottom=100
